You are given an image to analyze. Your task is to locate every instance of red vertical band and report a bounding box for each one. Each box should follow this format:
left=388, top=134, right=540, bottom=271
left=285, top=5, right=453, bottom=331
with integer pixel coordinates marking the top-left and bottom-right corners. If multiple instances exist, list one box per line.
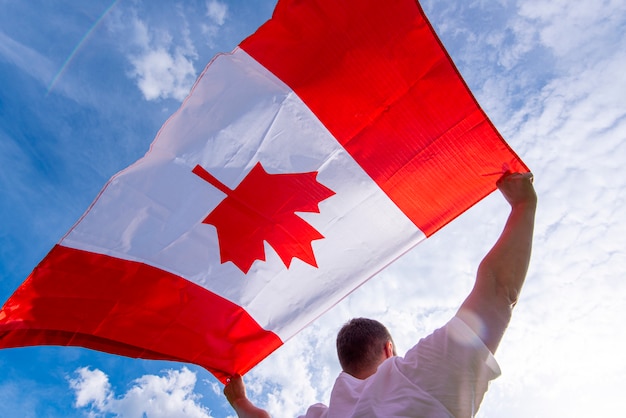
left=0, top=245, right=282, bottom=383
left=240, top=0, right=528, bottom=235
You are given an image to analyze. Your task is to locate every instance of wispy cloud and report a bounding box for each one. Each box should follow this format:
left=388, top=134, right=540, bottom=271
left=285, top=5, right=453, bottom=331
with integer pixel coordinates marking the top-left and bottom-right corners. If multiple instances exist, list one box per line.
left=0, top=381, right=39, bottom=418
left=46, top=0, right=121, bottom=96
left=202, top=0, right=229, bottom=47
left=0, top=30, right=54, bottom=85
left=517, top=0, right=626, bottom=65
left=207, top=0, right=228, bottom=26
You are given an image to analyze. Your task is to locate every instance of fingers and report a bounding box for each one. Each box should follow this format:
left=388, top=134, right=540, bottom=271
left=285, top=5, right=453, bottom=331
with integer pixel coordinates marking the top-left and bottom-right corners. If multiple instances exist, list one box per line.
left=496, top=172, right=535, bottom=193
left=224, top=374, right=245, bottom=407
left=497, top=171, right=533, bottom=183
left=517, top=171, right=534, bottom=183
left=496, top=171, right=537, bottom=207
left=224, top=373, right=241, bottom=387
left=223, top=374, right=245, bottom=402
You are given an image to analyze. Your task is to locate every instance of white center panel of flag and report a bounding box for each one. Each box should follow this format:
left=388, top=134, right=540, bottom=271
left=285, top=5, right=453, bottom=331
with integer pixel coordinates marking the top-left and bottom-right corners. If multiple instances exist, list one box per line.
left=60, top=48, right=426, bottom=341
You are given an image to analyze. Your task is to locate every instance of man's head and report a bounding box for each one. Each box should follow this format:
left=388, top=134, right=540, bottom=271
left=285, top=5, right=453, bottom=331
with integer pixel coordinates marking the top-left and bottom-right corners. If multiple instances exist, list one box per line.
left=336, top=318, right=396, bottom=378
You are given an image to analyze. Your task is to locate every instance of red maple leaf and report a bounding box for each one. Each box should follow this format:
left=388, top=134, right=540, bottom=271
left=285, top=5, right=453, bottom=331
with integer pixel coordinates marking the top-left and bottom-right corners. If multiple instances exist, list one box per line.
left=193, top=162, right=335, bottom=273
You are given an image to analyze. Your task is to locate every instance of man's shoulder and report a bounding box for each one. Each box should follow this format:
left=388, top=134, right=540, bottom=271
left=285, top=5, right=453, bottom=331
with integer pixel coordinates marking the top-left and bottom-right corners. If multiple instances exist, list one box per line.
left=399, top=316, right=501, bottom=376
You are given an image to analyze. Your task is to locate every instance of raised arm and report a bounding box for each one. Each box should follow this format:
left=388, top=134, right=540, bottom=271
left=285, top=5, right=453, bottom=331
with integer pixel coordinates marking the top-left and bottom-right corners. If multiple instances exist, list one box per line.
left=457, top=172, right=537, bottom=353
left=224, top=374, right=271, bottom=418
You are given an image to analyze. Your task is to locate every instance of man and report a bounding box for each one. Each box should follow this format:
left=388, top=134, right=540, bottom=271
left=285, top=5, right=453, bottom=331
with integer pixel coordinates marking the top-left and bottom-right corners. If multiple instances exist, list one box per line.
left=224, top=172, right=537, bottom=417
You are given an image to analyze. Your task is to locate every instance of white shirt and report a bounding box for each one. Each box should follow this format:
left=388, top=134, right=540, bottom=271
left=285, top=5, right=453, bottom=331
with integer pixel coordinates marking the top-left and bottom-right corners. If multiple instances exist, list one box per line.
left=300, top=317, right=501, bottom=418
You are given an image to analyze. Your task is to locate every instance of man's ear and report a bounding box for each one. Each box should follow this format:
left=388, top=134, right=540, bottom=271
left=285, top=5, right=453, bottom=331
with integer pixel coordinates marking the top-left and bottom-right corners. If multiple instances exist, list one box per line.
left=384, top=341, right=394, bottom=358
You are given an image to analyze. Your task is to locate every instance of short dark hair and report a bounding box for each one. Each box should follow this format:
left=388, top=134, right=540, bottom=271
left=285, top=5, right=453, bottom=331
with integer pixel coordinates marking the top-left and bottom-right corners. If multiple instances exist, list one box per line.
left=336, top=318, right=394, bottom=376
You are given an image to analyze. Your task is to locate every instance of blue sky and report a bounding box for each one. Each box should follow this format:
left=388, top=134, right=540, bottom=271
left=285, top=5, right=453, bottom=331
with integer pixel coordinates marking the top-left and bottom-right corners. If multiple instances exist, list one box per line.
left=1, top=0, right=625, bottom=417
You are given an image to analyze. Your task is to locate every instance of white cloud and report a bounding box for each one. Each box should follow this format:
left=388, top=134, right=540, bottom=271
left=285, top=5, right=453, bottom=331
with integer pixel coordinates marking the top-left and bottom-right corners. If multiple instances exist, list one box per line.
left=126, top=17, right=198, bottom=102
left=70, top=367, right=112, bottom=411
left=69, top=367, right=213, bottom=418
left=207, top=1, right=228, bottom=26
left=485, top=17, right=626, bottom=413
left=517, top=0, right=626, bottom=64
left=113, top=1, right=230, bottom=102
left=202, top=1, right=228, bottom=47
left=128, top=44, right=197, bottom=101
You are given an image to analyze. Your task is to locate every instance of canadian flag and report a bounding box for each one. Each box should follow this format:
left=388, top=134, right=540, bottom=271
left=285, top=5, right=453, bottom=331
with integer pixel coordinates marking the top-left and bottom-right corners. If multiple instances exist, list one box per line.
left=0, top=0, right=527, bottom=382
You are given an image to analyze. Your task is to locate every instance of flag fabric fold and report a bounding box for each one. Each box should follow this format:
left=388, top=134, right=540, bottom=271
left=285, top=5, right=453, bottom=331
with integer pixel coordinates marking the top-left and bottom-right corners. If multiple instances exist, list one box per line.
left=0, top=0, right=528, bottom=382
